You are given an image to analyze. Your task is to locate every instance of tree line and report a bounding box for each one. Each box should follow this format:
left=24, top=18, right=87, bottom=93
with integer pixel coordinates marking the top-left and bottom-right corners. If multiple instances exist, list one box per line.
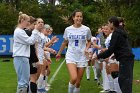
left=0, top=0, right=140, bottom=47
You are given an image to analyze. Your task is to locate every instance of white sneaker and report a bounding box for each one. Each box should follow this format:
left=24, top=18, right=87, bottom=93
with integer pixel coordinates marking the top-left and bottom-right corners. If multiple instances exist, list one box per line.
left=100, top=90, right=109, bottom=93
left=46, top=83, right=51, bottom=87
left=45, top=86, right=50, bottom=91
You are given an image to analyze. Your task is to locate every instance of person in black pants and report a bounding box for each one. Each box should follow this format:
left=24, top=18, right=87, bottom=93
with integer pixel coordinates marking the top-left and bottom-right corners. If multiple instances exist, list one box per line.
left=93, top=16, right=134, bottom=93
left=24, top=16, right=38, bottom=93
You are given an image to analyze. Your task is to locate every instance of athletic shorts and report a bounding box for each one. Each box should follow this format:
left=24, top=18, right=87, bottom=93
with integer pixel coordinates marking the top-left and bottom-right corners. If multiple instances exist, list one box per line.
left=29, top=61, right=37, bottom=74
left=66, top=60, right=88, bottom=67
left=38, top=56, right=45, bottom=64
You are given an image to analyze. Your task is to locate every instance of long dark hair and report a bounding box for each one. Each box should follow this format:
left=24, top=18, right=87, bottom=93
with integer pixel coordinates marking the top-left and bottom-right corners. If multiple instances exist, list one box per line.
left=118, top=17, right=125, bottom=28
left=108, top=16, right=119, bottom=27
left=68, top=9, right=83, bottom=24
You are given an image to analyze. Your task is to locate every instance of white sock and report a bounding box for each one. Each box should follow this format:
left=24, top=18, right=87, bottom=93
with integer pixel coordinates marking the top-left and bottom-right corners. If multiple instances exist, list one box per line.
left=45, top=76, right=48, bottom=84
left=73, top=87, right=80, bottom=93
left=86, top=66, right=90, bottom=79
left=92, top=66, right=98, bottom=79
left=37, top=74, right=44, bottom=89
left=28, top=82, right=31, bottom=93
left=42, top=76, right=46, bottom=88
left=108, top=74, right=114, bottom=91
left=68, top=82, right=75, bottom=93
left=114, top=77, right=122, bottom=93
left=102, top=62, right=110, bottom=90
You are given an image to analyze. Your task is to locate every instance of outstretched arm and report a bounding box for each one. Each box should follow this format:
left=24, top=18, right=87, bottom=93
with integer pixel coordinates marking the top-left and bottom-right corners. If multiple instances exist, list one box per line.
left=56, top=39, right=68, bottom=61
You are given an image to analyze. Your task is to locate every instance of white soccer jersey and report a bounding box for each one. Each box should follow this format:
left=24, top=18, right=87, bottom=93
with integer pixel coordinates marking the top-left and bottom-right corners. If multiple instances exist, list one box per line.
left=63, top=25, right=92, bottom=62
left=36, top=31, right=46, bottom=64
left=45, top=36, right=51, bottom=43
left=91, top=36, right=97, bottom=48
left=44, top=36, right=51, bottom=59
left=88, top=37, right=96, bottom=53
left=105, top=33, right=112, bottom=48
left=91, top=36, right=97, bottom=44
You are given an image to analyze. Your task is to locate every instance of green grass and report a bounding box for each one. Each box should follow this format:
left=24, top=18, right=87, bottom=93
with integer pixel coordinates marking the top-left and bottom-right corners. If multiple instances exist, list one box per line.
left=0, top=58, right=140, bottom=93
left=0, top=58, right=17, bottom=93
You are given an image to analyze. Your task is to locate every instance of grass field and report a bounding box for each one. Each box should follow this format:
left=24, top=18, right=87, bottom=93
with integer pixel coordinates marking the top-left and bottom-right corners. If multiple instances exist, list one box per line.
left=0, top=58, right=140, bottom=93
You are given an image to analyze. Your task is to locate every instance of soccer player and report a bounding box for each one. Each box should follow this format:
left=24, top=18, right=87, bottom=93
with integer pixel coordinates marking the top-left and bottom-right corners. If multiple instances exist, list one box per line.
left=86, top=36, right=98, bottom=81
left=42, top=24, right=58, bottom=91
left=99, top=25, right=111, bottom=93
left=56, top=9, right=92, bottom=93
left=36, top=23, right=58, bottom=92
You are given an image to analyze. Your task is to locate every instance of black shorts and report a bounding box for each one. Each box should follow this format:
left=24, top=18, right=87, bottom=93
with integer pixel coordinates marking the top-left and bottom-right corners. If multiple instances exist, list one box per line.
left=29, top=61, right=37, bottom=74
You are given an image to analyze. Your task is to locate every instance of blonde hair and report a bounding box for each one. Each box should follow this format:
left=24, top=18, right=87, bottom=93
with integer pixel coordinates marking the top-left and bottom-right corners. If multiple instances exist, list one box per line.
left=18, top=12, right=29, bottom=23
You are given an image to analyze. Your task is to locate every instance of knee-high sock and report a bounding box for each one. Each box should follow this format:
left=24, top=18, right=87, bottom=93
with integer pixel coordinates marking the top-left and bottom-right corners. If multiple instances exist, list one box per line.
left=45, top=76, right=48, bottom=84
left=86, top=66, right=90, bottom=79
left=114, top=77, right=122, bottom=93
left=30, top=82, right=37, bottom=93
left=37, top=74, right=44, bottom=89
left=108, top=74, right=114, bottom=91
left=102, top=62, right=110, bottom=90
left=92, top=66, right=98, bottom=79
left=45, top=70, right=48, bottom=84
left=73, top=87, right=80, bottom=93
left=95, top=61, right=101, bottom=79
left=42, top=75, right=46, bottom=88
left=68, top=82, right=75, bottom=93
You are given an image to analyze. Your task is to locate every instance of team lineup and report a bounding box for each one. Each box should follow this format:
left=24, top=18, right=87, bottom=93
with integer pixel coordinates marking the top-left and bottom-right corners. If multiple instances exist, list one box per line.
left=13, top=9, right=134, bottom=93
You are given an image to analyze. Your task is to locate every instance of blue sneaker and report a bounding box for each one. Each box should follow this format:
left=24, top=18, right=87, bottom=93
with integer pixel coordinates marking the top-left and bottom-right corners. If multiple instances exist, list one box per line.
left=37, top=88, right=46, bottom=93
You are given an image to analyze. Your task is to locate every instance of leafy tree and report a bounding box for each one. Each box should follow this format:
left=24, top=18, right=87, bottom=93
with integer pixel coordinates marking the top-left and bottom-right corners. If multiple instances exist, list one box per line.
left=0, top=0, right=140, bottom=47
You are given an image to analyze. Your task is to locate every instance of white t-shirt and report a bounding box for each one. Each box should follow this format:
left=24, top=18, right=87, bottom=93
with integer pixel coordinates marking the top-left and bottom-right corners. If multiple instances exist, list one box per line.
left=13, top=28, right=38, bottom=57
left=63, top=25, right=92, bottom=62
left=105, top=33, right=112, bottom=48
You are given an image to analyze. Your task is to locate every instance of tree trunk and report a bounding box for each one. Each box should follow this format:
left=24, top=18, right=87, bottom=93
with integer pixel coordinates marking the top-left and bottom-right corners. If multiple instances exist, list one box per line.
left=49, top=0, right=55, bottom=4
left=15, top=0, right=20, bottom=10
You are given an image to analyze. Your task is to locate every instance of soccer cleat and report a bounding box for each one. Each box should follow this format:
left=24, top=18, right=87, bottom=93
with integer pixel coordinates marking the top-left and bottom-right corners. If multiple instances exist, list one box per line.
left=94, top=79, right=98, bottom=81
left=108, top=91, right=117, bottom=93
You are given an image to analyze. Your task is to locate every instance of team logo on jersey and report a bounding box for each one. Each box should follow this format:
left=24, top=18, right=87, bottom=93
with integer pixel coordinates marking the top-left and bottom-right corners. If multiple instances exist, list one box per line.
left=68, top=35, right=86, bottom=40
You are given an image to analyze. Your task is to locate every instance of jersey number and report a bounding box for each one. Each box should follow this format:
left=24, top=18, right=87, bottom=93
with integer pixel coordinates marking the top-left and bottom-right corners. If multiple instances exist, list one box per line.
left=75, top=40, right=79, bottom=46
